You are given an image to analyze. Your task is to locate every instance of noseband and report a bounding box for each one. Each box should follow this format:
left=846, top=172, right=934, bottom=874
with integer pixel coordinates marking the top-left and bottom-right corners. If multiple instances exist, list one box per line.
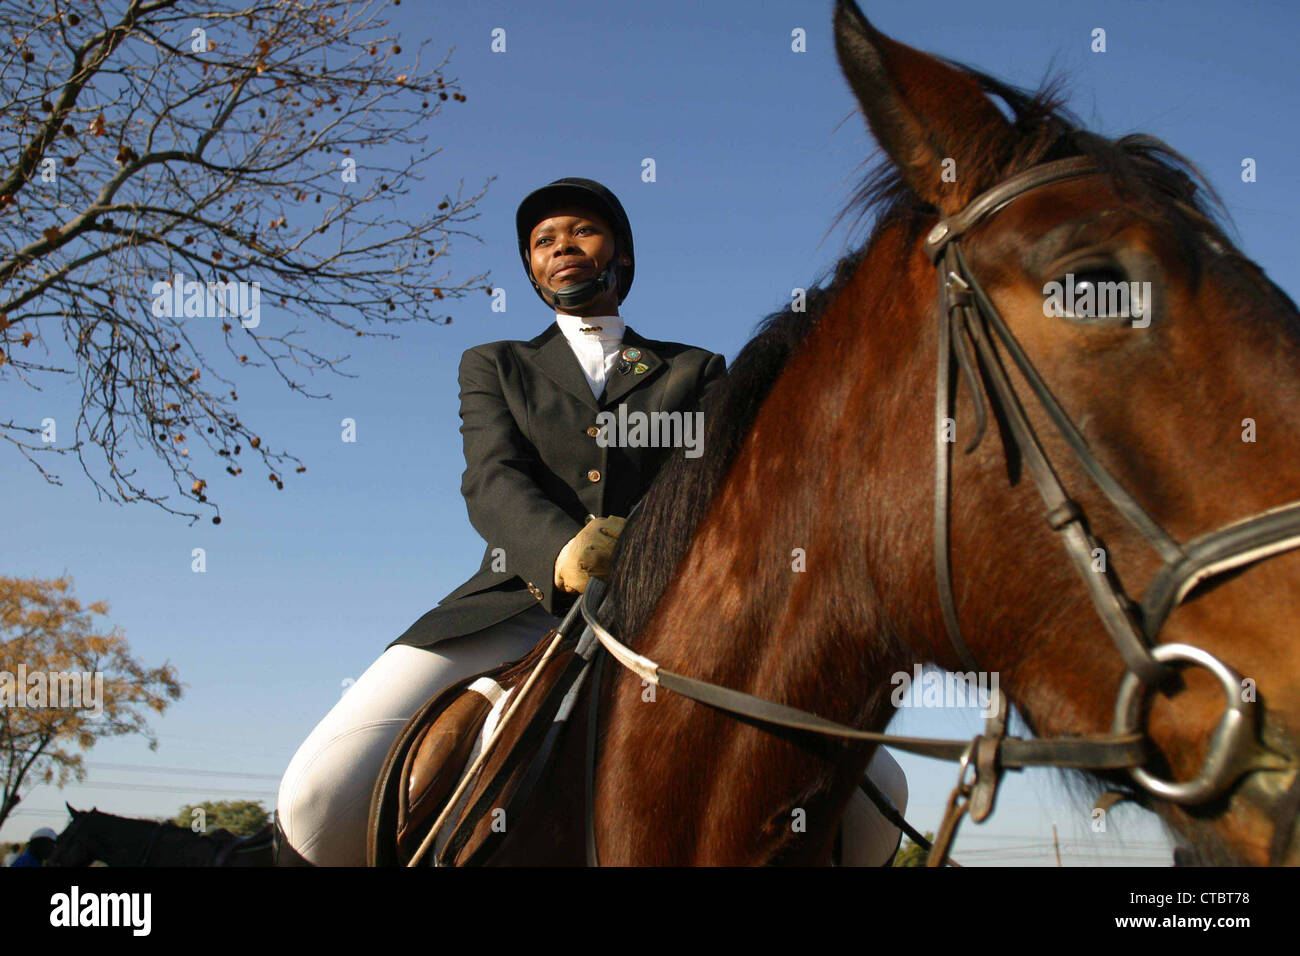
left=578, top=155, right=1300, bottom=867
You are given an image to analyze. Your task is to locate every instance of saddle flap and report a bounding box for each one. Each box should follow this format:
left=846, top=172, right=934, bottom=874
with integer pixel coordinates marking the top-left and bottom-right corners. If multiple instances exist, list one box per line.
left=380, top=627, right=583, bottom=865
left=395, top=677, right=504, bottom=860
left=438, top=638, right=587, bottom=865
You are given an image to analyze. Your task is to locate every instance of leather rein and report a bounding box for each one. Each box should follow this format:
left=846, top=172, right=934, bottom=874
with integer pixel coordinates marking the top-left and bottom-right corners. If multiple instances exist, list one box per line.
left=575, top=154, right=1300, bottom=867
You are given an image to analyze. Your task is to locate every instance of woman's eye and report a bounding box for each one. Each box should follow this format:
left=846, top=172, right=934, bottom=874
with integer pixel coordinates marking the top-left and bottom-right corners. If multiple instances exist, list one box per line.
left=1047, top=267, right=1140, bottom=321
left=537, top=228, right=591, bottom=247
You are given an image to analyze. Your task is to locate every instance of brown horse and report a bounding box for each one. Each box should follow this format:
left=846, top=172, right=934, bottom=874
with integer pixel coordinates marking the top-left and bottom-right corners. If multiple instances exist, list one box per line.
left=453, top=1, right=1300, bottom=866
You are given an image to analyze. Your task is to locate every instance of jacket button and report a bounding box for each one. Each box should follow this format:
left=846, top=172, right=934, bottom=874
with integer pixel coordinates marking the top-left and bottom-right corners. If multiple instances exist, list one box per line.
left=586, top=425, right=601, bottom=438
left=527, top=583, right=543, bottom=601
left=587, top=469, right=601, bottom=482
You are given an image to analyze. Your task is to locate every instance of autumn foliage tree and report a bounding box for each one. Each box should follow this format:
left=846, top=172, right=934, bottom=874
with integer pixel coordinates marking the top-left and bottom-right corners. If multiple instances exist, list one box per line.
left=0, top=0, right=491, bottom=522
left=0, top=574, right=182, bottom=833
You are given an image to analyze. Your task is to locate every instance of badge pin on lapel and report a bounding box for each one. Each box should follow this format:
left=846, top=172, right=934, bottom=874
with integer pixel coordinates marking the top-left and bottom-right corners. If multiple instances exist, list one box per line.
left=618, top=346, right=640, bottom=375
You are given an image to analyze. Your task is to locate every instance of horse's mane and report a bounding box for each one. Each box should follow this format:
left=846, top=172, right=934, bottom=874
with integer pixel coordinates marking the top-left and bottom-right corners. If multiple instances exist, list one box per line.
left=601, top=64, right=1230, bottom=644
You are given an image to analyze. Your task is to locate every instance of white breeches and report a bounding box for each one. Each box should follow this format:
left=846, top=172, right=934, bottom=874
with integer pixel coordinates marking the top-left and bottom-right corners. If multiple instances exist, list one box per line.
left=276, top=605, right=559, bottom=866
left=276, top=604, right=908, bottom=866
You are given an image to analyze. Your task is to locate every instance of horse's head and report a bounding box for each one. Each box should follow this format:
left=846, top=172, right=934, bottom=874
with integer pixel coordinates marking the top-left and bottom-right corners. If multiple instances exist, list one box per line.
left=48, top=803, right=97, bottom=867
left=834, top=0, right=1300, bottom=864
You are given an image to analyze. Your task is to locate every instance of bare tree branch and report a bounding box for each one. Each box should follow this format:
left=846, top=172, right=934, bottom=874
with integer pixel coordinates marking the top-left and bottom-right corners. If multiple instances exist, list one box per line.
left=0, top=0, right=493, bottom=522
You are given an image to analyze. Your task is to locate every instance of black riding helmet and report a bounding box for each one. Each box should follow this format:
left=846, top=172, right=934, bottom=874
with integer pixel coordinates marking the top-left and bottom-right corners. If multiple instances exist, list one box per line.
left=515, top=177, right=634, bottom=311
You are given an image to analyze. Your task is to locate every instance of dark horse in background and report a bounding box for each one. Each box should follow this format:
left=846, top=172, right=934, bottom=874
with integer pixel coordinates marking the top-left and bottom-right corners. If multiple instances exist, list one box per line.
left=48, top=804, right=272, bottom=866
left=452, top=1, right=1300, bottom=865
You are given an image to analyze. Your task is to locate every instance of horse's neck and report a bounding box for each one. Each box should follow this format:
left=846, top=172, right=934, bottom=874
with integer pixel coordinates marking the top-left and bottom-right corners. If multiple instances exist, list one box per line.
left=105, top=815, right=163, bottom=864
left=602, top=573, right=904, bottom=862
left=633, top=236, right=929, bottom=722
left=599, top=325, right=921, bottom=861
left=596, top=227, right=947, bottom=861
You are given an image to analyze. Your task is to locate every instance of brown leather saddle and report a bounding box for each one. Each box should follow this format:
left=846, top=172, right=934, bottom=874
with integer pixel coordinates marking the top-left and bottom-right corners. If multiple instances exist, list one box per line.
left=368, top=625, right=588, bottom=866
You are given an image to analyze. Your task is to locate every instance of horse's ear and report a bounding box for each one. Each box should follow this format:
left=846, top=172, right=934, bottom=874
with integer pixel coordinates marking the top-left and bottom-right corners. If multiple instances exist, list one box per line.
left=833, top=0, right=1016, bottom=214
left=66, top=801, right=78, bottom=815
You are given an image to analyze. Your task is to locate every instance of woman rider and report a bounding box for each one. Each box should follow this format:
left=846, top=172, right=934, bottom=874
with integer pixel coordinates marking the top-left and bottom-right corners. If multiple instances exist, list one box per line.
left=274, top=178, right=727, bottom=865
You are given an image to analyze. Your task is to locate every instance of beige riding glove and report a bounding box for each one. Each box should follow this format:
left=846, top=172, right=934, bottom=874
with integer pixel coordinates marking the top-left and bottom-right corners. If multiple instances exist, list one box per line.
left=554, top=515, right=627, bottom=594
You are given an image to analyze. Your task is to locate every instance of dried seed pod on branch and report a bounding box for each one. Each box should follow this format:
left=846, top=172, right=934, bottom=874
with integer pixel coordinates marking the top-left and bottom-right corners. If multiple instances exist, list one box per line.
left=0, top=0, right=490, bottom=523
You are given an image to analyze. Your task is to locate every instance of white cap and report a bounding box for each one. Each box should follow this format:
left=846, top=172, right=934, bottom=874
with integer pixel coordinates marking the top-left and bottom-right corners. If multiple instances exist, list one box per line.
left=29, top=827, right=58, bottom=841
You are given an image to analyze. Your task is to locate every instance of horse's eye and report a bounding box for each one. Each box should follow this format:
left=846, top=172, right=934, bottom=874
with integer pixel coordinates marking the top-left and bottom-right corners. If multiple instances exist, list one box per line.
left=1048, top=267, right=1139, bottom=322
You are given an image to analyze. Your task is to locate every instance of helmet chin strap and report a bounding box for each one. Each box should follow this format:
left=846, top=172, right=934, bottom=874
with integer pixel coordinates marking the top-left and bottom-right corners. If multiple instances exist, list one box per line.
left=535, top=257, right=619, bottom=312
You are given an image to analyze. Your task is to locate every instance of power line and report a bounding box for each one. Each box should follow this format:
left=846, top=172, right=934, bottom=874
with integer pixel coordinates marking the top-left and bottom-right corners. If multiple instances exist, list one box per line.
left=81, top=761, right=281, bottom=781
left=68, top=781, right=277, bottom=797
left=155, top=733, right=292, bottom=757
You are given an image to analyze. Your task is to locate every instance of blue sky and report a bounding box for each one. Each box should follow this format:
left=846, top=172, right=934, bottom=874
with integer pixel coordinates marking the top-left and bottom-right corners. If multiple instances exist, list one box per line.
left=5, top=0, right=1298, bottom=865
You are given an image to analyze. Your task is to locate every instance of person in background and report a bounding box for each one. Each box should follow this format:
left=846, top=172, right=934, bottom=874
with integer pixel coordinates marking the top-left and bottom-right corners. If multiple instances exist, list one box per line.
left=8, top=827, right=57, bottom=867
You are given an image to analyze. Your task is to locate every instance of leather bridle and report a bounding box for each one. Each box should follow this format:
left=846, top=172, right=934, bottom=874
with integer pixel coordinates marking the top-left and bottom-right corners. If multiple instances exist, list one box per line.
left=573, top=155, right=1300, bottom=866
left=927, top=154, right=1300, bottom=861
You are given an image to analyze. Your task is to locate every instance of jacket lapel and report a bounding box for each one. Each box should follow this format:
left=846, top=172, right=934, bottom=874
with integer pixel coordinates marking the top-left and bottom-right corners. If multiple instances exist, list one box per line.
left=523, top=322, right=663, bottom=410
left=601, top=326, right=662, bottom=407
left=526, top=322, right=600, bottom=411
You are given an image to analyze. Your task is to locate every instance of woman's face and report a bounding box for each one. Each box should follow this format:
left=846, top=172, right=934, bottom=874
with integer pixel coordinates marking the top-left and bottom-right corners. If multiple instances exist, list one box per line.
left=528, top=204, right=628, bottom=314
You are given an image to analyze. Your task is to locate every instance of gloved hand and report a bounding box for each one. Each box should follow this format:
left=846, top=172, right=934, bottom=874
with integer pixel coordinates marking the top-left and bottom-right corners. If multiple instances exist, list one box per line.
left=554, top=515, right=627, bottom=594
